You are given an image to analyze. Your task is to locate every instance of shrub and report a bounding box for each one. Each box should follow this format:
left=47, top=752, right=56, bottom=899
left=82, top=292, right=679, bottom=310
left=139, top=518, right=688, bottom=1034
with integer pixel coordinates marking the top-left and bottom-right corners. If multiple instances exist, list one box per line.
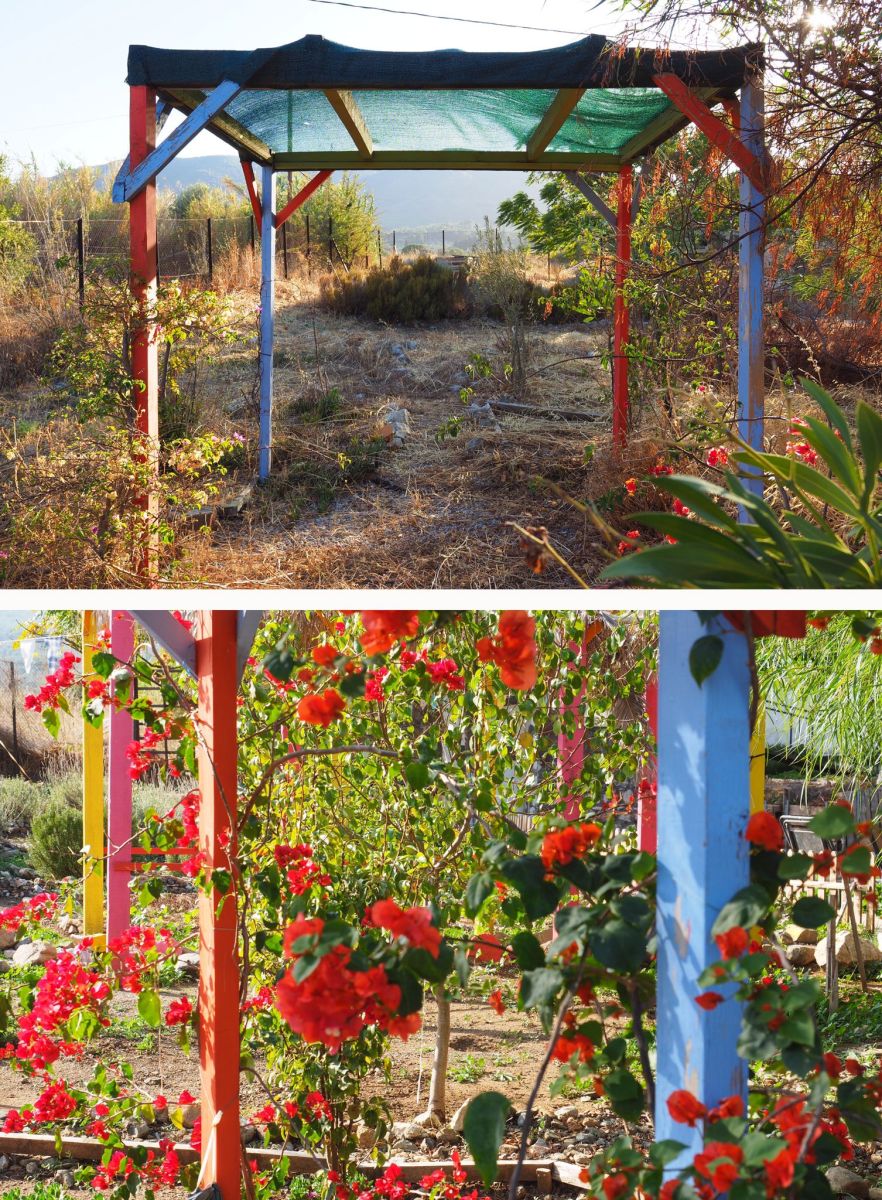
left=0, top=777, right=48, bottom=833
left=29, top=797, right=82, bottom=880
left=320, top=256, right=471, bottom=322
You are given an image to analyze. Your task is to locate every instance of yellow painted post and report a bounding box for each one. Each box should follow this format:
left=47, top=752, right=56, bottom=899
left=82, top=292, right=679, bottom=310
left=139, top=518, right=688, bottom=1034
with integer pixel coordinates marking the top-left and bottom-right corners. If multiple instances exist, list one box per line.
left=749, top=697, right=766, bottom=814
left=82, top=612, right=105, bottom=946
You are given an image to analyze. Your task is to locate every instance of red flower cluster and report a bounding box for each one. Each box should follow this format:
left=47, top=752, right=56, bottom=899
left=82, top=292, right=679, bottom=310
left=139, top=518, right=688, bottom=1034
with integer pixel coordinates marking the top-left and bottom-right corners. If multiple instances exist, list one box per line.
left=423, top=657, right=465, bottom=690
left=312, top=644, right=340, bottom=667
left=33, top=1080, right=77, bottom=1122
left=617, top=529, right=641, bottom=556
left=715, top=925, right=749, bottom=960
left=274, top=915, right=421, bottom=1052
left=91, top=1139, right=180, bottom=1190
left=488, top=989, right=505, bottom=1015
left=551, top=1028, right=595, bottom=1064
left=667, top=1088, right=707, bottom=1127
left=694, top=1141, right=742, bottom=1192
left=745, top=811, right=784, bottom=852
left=106, top=926, right=177, bottom=993
left=0, top=891, right=58, bottom=932
left=273, top=843, right=332, bottom=894
left=785, top=419, right=819, bottom=466
left=476, top=611, right=537, bottom=690
left=365, top=666, right=389, bottom=702
left=541, top=822, right=602, bottom=870
left=1, top=949, right=110, bottom=1070
left=359, top=611, right=421, bottom=656
left=706, top=447, right=729, bottom=468
left=23, top=651, right=80, bottom=713
left=126, top=724, right=172, bottom=780
left=298, top=688, right=346, bottom=727
left=164, top=996, right=193, bottom=1027
left=368, top=898, right=442, bottom=958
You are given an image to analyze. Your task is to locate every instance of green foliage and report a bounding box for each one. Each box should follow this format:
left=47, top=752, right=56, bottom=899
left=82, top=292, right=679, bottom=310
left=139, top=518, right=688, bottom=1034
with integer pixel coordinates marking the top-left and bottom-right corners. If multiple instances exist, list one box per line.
left=602, top=380, right=882, bottom=587
left=29, top=797, right=82, bottom=880
left=0, top=777, right=48, bottom=833
left=321, top=255, right=471, bottom=322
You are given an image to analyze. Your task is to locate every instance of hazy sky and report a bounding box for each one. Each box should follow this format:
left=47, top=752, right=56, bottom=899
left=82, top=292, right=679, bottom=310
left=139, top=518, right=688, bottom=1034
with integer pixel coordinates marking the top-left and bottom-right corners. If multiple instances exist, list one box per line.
left=0, top=0, right=720, bottom=174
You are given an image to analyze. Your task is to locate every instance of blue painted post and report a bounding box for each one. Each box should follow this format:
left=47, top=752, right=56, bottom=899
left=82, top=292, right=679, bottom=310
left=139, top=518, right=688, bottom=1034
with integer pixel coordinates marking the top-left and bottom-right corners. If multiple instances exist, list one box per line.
left=655, top=611, right=751, bottom=1161
left=259, top=166, right=277, bottom=481
left=738, top=73, right=765, bottom=516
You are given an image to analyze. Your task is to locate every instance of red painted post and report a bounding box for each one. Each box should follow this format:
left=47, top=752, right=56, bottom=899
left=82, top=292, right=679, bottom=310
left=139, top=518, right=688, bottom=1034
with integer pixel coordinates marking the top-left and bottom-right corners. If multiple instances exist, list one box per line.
left=638, top=673, right=658, bottom=854
left=106, top=611, right=135, bottom=944
left=129, top=86, right=159, bottom=579
left=613, top=166, right=633, bottom=449
left=557, top=620, right=604, bottom=820
left=196, top=611, right=240, bottom=1197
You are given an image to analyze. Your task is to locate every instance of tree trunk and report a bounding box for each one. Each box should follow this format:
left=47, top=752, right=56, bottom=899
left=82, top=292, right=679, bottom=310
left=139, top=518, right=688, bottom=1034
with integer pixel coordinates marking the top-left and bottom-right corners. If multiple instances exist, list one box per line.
left=425, top=984, right=450, bottom=1123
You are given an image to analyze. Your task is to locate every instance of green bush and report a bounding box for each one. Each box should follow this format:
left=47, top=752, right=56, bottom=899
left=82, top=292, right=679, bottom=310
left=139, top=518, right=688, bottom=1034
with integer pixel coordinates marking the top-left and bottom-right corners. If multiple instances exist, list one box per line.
left=29, top=798, right=82, bottom=880
left=0, top=777, right=48, bottom=833
left=321, top=255, right=471, bottom=322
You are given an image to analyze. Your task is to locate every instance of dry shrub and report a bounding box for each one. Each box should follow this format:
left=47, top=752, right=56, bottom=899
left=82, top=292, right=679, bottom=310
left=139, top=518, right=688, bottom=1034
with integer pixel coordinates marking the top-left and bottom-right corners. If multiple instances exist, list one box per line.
left=212, top=240, right=262, bottom=293
left=320, top=256, right=472, bottom=322
left=0, top=307, right=67, bottom=389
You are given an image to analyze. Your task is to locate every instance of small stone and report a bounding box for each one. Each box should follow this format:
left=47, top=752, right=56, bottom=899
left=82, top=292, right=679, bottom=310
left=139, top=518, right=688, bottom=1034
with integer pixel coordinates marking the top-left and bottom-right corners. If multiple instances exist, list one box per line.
left=436, top=1126, right=459, bottom=1145
left=411, top=1111, right=442, bottom=1129
left=0, top=960, right=10, bottom=975
left=554, top=1105, right=579, bottom=1120
left=54, top=1170, right=76, bottom=1188
left=867, top=1189, right=882, bottom=1200
left=241, top=1123, right=259, bottom=1146
left=181, top=1101, right=201, bottom=1129
left=784, top=923, right=818, bottom=946
left=393, top=1139, right=420, bottom=1154
left=355, top=1122, right=378, bottom=1150
left=126, top=1119, right=150, bottom=1139
left=13, top=940, right=57, bottom=966
left=25, top=1159, right=40, bottom=1175
left=405, top=340, right=418, bottom=351
left=827, top=1167, right=870, bottom=1198
left=392, top=1121, right=426, bottom=1142
left=176, top=952, right=200, bottom=979
left=0, top=929, right=15, bottom=950
left=575, top=1130, right=599, bottom=1144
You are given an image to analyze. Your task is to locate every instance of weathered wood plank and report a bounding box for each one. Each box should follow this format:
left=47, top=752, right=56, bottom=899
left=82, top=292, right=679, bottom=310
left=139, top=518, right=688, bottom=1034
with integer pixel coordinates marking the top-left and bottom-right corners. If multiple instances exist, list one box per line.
left=323, top=88, right=374, bottom=157
left=527, top=88, right=585, bottom=159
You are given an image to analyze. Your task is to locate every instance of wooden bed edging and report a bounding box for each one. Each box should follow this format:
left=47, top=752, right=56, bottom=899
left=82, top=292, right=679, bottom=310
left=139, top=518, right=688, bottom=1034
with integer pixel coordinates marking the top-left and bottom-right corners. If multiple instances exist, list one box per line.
left=0, top=1133, right=593, bottom=1191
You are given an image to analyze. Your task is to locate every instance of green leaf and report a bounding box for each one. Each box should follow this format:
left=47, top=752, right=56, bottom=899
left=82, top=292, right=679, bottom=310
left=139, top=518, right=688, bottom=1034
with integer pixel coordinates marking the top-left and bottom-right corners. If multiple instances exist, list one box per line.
left=404, top=760, right=431, bottom=790
left=340, top=670, right=366, bottom=699
left=711, top=884, right=773, bottom=936
left=462, top=1092, right=512, bottom=1186
left=519, top=967, right=565, bottom=1010
left=137, top=990, right=161, bottom=1029
left=91, top=651, right=117, bottom=679
left=792, top=896, right=836, bottom=928
left=510, top=931, right=546, bottom=970
left=590, top=919, right=647, bottom=973
left=465, top=871, right=494, bottom=918
left=777, top=853, right=814, bottom=881
left=263, top=645, right=295, bottom=681
left=499, top=856, right=562, bottom=921
left=648, top=1140, right=687, bottom=1168
left=809, top=804, right=856, bottom=839
left=454, top=946, right=472, bottom=988
left=779, top=1008, right=816, bottom=1046
left=689, top=635, right=723, bottom=686
left=41, top=707, right=60, bottom=739
left=603, top=1068, right=645, bottom=1121
left=841, top=846, right=872, bottom=876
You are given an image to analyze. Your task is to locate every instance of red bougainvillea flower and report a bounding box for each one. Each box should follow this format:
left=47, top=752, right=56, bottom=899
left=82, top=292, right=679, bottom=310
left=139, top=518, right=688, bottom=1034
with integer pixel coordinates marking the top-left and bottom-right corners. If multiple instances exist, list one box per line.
left=359, top=611, right=421, bottom=656
left=602, top=1172, right=631, bottom=1200
left=823, top=1053, right=842, bottom=1078
left=667, top=1089, right=707, bottom=1127
left=471, top=932, right=505, bottom=963
left=312, top=644, right=339, bottom=667
left=694, top=1140, right=743, bottom=1192
left=624, top=478, right=637, bottom=495
left=475, top=611, right=538, bottom=690
left=706, top=447, right=729, bottom=468
left=715, top=925, right=749, bottom=960
left=745, top=810, right=784, bottom=852
left=488, top=989, right=505, bottom=1015
left=813, top=849, right=835, bottom=877
left=551, top=1030, right=595, bottom=1064
left=695, top=991, right=725, bottom=1011
left=297, top=688, right=346, bottom=727
left=707, top=1095, right=744, bottom=1121
left=764, top=1148, right=796, bottom=1192
left=541, top=822, right=602, bottom=870
left=273, top=844, right=332, bottom=894
left=368, top=898, right=441, bottom=958
left=164, top=996, right=193, bottom=1027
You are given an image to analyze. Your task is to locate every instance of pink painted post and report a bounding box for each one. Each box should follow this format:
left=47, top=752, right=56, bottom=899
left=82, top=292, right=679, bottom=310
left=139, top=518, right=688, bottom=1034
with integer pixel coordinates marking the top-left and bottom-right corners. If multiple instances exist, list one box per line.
left=638, top=673, right=658, bottom=854
left=107, top=611, right=135, bottom=944
left=557, top=620, right=603, bottom=820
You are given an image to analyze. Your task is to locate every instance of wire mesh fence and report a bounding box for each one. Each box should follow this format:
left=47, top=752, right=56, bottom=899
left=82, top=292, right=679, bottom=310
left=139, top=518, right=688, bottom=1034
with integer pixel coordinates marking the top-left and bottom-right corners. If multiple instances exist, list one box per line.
left=8, top=214, right=500, bottom=306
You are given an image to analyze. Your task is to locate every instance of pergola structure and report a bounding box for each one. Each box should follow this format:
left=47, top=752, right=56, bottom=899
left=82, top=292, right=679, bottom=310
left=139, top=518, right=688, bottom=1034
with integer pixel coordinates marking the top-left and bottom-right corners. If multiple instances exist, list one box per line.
left=66, top=609, right=809, bottom=1197
left=112, top=35, right=770, bottom=571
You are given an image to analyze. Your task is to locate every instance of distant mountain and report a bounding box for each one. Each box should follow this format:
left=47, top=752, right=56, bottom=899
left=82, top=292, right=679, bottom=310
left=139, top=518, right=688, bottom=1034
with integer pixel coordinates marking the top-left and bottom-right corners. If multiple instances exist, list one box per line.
left=96, top=154, right=539, bottom=234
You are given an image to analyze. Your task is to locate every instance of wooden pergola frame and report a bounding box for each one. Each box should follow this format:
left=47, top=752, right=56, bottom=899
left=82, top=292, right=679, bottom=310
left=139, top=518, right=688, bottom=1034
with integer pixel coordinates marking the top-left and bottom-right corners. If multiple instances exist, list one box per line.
left=55, top=608, right=809, bottom=1198
left=111, top=39, right=770, bottom=577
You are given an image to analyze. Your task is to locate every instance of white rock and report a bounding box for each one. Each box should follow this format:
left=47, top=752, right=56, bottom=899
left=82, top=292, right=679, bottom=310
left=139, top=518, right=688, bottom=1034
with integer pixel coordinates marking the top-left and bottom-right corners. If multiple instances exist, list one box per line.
left=13, top=940, right=57, bottom=966
left=451, top=1100, right=470, bottom=1133
left=392, top=1121, right=425, bottom=1142
left=786, top=944, right=818, bottom=967
left=436, top=1126, right=459, bottom=1145
left=827, top=1167, right=870, bottom=1198
left=783, top=923, right=818, bottom=946
left=181, top=1101, right=201, bottom=1129
left=411, top=1110, right=443, bottom=1129
left=554, top=1105, right=580, bottom=1120
left=176, top=952, right=200, bottom=978
left=815, top=931, right=882, bottom=968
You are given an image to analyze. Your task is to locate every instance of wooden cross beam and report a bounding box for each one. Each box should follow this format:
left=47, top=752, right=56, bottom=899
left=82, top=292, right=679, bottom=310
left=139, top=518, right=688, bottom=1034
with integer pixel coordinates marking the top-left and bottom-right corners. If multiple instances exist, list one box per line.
left=324, top=88, right=373, bottom=158
left=111, top=98, right=169, bottom=203
left=527, top=88, right=585, bottom=160
left=274, top=169, right=334, bottom=229
left=563, top=171, right=615, bottom=230
left=651, top=74, right=767, bottom=192
left=240, top=160, right=263, bottom=228
left=115, top=80, right=243, bottom=202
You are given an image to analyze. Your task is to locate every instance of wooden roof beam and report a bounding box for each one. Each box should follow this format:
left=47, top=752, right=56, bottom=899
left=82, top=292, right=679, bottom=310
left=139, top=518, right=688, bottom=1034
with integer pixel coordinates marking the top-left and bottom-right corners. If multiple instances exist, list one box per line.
left=162, top=87, right=274, bottom=165
left=323, top=88, right=373, bottom=158
left=527, top=88, right=585, bottom=160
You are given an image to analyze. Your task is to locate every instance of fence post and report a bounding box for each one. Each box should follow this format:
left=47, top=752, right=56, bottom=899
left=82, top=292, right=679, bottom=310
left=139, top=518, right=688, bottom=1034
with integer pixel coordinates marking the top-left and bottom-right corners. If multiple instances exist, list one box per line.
left=392, top=229, right=396, bottom=255
left=249, top=215, right=255, bottom=254
left=442, top=228, right=446, bottom=255
left=9, top=663, right=18, bottom=762
left=76, top=217, right=85, bottom=308
left=377, top=229, right=383, bottom=268
left=328, top=216, right=333, bottom=265
left=206, top=217, right=213, bottom=282
left=305, top=212, right=311, bottom=276
left=282, top=221, right=289, bottom=279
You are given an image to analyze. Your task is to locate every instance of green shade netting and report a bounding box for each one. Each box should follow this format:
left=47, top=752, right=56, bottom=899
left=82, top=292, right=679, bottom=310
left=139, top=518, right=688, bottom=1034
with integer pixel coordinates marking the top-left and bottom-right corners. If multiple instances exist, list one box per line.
left=224, top=87, right=673, bottom=156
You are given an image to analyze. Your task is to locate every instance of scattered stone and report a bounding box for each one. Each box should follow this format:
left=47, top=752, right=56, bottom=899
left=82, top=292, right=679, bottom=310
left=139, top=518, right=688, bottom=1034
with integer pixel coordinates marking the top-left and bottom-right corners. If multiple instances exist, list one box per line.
left=225, top=396, right=248, bottom=417
left=0, top=1156, right=10, bottom=1173
left=554, top=1105, right=579, bottom=1120
left=13, top=940, right=57, bottom=966
left=355, top=1122, right=378, bottom=1150
left=380, top=407, right=411, bottom=448
left=784, top=923, right=819, bottom=946
left=241, top=1123, right=259, bottom=1146
left=436, top=1126, right=459, bottom=1145
left=411, top=1111, right=443, bottom=1129
left=815, top=932, right=882, bottom=968
left=786, top=944, right=818, bottom=967
left=393, top=1140, right=421, bottom=1154
left=451, top=1101, right=470, bottom=1133
left=827, top=1167, right=870, bottom=1198
left=176, top=952, right=200, bottom=979
left=126, top=1119, right=151, bottom=1139
left=54, top=1170, right=76, bottom=1188
left=389, top=344, right=412, bottom=364
left=868, top=1190, right=882, bottom=1200
left=405, top=340, right=418, bottom=351
left=392, top=1121, right=426, bottom=1142
left=58, top=914, right=79, bottom=935
left=25, top=1159, right=40, bottom=1175
left=0, top=930, right=15, bottom=950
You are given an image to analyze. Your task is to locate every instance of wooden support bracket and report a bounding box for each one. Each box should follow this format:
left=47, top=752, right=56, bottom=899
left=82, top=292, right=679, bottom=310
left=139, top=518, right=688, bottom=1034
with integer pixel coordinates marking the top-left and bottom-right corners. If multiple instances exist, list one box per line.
left=563, top=171, right=616, bottom=231
left=528, top=88, right=585, bottom=160
left=240, top=161, right=263, bottom=229
left=324, top=89, right=373, bottom=158
left=652, top=74, right=767, bottom=192
left=274, top=169, right=334, bottom=230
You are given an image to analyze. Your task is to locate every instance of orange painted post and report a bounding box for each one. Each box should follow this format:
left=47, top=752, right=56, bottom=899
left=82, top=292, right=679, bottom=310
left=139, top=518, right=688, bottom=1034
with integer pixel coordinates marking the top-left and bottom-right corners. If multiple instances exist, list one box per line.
left=613, top=166, right=633, bottom=449
left=638, top=673, right=658, bottom=854
left=196, top=611, right=240, bottom=1197
left=129, top=86, right=160, bottom=580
